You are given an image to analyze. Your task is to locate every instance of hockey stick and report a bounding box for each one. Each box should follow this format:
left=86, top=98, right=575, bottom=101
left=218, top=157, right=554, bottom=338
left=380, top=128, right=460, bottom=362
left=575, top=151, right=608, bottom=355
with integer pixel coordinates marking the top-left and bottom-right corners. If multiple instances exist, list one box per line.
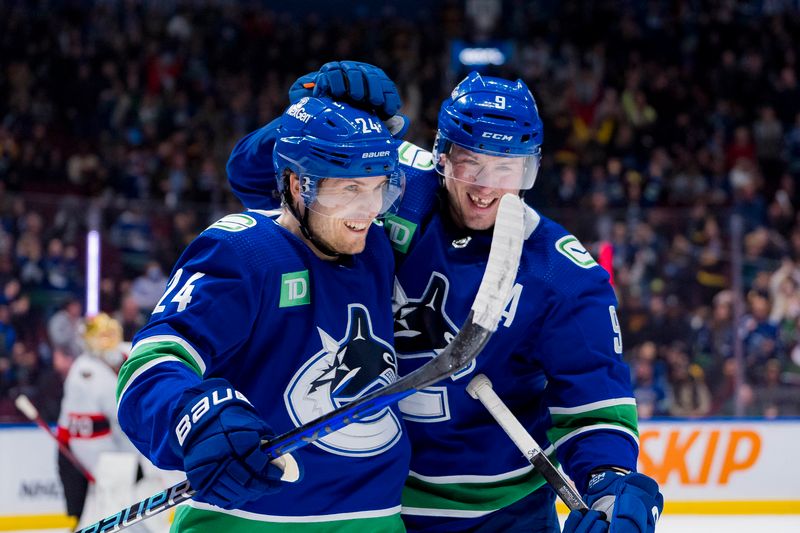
left=466, top=374, right=588, bottom=512
left=14, top=394, right=97, bottom=484
left=76, top=194, right=525, bottom=533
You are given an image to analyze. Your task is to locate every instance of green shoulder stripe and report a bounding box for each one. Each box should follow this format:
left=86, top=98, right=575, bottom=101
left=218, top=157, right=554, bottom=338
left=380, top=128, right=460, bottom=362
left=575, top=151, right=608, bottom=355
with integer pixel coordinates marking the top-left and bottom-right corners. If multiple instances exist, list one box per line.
left=116, top=338, right=205, bottom=401
left=546, top=401, right=639, bottom=447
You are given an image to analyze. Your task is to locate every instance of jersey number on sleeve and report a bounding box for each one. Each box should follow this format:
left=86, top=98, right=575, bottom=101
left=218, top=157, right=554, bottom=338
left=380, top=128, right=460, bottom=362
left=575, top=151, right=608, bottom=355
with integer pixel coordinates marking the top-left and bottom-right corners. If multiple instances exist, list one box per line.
left=609, top=305, right=623, bottom=354
left=153, top=268, right=206, bottom=314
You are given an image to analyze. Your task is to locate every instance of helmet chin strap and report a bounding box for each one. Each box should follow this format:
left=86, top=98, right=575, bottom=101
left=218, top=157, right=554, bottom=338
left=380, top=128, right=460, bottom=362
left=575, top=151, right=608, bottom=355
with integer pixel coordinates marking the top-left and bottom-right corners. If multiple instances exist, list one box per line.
left=284, top=191, right=347, bottom=260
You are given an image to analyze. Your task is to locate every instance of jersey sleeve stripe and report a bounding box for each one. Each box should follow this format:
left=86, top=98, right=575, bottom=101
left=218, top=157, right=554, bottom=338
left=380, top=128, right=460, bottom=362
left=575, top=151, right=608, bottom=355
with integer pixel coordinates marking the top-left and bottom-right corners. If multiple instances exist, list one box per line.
left=116, top=338, right=206, bottom=404
left=546, top=401, right=639, bottom=451
left=549, top=423, right=640, bottom=451
left=130, top=335, right=206, bottom=374
left=548, top=397, right=637, bottom=416
left=116, top=355, right=184, bottom=406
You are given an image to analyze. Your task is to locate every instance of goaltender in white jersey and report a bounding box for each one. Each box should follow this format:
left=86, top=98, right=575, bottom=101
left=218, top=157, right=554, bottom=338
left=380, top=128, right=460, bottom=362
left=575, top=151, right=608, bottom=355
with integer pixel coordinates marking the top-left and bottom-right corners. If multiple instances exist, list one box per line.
left=57, top=313, right=170, bottom=532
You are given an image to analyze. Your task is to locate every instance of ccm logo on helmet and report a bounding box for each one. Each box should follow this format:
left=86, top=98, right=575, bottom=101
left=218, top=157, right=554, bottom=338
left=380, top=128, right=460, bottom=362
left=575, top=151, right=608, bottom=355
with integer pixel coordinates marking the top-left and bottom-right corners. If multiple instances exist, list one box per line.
left=481, top=132, right=513, bottom=141
left=362, top=151, right=391, bottom=158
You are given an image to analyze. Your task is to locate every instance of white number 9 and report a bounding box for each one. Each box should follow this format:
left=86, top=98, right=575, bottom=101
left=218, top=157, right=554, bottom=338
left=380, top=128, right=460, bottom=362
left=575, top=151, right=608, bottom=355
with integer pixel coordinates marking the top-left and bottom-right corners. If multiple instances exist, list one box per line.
left=609, top=305, right=623, bottom=354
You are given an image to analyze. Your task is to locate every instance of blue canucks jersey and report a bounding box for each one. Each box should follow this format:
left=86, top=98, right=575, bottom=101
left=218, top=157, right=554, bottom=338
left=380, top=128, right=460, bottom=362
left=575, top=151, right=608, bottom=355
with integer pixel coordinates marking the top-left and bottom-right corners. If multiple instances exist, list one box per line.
left=116, top=211, right=410, bottom=531
left=385, top=143, right=639, bottom=522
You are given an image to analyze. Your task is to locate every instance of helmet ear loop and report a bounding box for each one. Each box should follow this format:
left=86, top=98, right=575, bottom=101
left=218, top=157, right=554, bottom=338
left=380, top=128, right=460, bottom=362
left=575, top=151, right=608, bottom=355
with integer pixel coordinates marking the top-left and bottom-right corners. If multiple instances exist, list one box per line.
left=281, top=170, right=312, bottom=238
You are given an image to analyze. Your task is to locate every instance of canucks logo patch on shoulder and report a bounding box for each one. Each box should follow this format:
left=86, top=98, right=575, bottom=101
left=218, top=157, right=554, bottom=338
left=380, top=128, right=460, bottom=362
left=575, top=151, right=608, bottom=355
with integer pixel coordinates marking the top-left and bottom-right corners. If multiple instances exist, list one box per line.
left=398, top=141, right=434, bottom=170
left=284, top=304, right=402, bottom=457
left=555, top=235, right=598, bottom=269
left=208, top=213, right=257, bottom=232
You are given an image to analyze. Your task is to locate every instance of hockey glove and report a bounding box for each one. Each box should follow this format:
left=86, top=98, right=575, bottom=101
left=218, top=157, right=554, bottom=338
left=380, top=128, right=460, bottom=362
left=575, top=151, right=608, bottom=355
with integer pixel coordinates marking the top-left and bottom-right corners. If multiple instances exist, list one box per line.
left=288, top=62, right=409, bottom=138
left=314, top=61, right=401, bottom=120
left=170, top=378, right=290, bottom=509
left=563, top=471, right=663, bottom=533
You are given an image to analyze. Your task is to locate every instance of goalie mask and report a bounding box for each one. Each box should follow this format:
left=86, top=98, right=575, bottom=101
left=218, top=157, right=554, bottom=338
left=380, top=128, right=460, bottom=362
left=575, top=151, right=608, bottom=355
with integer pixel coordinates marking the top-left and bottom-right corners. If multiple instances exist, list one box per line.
left=433, top=72, right=543, bottom=191
left=84, top=313, right=125, bottom=367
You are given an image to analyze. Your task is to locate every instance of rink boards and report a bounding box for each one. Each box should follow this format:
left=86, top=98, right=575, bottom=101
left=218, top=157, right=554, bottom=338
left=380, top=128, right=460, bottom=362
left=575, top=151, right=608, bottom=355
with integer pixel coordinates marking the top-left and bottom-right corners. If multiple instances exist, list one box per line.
left=1, top=419, right=799, bottom=530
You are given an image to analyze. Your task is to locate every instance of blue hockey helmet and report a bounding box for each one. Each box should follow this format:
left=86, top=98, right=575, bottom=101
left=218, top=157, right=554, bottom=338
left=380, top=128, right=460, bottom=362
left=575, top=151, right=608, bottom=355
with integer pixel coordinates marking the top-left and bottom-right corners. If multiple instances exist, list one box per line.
left=273, top=96, right=405, bottom=218
left=433, top=72, right=543, bottom=190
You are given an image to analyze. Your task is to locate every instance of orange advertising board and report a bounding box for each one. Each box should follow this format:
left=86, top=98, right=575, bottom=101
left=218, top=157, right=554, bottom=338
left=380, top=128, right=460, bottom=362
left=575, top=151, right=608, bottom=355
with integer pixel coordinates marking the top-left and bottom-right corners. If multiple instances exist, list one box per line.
left=636, top=420, right=800, bottom=514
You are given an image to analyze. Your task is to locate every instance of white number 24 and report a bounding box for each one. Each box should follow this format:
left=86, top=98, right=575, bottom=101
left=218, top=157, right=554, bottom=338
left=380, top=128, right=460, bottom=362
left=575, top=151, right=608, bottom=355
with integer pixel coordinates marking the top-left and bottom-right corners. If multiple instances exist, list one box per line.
left=354, top=117, right=383, bottom=134
left=153, top=268, right=206, bottom=314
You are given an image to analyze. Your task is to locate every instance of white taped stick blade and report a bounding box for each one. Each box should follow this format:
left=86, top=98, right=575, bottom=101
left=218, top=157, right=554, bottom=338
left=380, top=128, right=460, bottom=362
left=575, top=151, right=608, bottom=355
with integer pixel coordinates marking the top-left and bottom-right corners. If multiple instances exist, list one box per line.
left=471, top=194, right=525, bottom=331
left=14, top=394, right=39, bottom=420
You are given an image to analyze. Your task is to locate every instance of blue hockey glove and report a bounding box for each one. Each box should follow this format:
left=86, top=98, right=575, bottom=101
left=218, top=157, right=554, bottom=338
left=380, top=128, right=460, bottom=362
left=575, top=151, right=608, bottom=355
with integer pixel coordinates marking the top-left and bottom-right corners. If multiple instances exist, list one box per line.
left=563, top=471, right=663, bottom=533
left=288, top=72, right=317, bottom=104
left=288, top=61, right=400, bottom=121
left=315, top=60, right=401, bottom=120
left=288, top=62, right=408, bottom=137
left=170, top=378, right=289, bottom=509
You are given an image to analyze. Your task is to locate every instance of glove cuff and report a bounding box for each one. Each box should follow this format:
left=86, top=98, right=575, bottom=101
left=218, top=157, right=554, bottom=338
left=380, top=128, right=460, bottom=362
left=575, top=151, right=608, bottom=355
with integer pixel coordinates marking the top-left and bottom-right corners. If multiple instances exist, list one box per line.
left=169, top=378, right=256, bottom=455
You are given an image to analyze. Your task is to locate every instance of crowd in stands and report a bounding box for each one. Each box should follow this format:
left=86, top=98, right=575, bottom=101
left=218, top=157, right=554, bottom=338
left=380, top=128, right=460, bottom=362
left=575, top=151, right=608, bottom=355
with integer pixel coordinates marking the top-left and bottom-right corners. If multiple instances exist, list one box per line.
left=1, top=0, right=799, bottom=422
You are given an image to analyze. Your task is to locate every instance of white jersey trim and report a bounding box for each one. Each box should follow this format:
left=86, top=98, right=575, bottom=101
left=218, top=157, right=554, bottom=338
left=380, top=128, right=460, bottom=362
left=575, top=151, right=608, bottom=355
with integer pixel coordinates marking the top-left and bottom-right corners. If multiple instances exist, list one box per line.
left=401, top=506, right=494, bottom=518
left=116, top=355, right=182, bottom=408
left=131, top=334, right=207, bottom=374
left=551, top=423, right=640, bottom=450
left=549, top=397, right=637, bottom=416
left=249, top=208, right=282, bottom=217
left=408, top=463, right=533, bottom=484
left=187, top=501, right=402, bottom=522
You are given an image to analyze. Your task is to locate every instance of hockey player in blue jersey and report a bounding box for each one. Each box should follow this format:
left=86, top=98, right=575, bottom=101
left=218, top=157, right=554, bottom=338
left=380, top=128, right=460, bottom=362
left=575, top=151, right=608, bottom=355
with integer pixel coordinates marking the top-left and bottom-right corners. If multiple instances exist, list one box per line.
left=385, top=73, right=663, bottom=533
left=116, top=96, right=411, bottom=531
left=226, top=61, right=664, bottom=532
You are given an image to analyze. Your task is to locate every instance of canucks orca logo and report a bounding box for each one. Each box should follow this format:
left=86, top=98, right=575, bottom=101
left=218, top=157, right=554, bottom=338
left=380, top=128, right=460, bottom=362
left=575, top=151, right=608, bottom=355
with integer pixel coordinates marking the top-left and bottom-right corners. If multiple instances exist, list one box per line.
left=393, top=272, right=474, bottom=379
left=284, top=304, right=402, bottom=457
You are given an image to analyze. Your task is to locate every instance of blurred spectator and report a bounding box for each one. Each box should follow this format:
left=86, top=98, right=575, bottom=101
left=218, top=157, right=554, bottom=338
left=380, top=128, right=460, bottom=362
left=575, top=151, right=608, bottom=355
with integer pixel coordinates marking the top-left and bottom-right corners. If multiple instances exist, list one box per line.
left=129, top=261, right=167, bottom=313
left=753, top=359, right=800, bottom=417
left=47, top=298, right=84, bottom=358
left=0, top=302, right=16, bottom=358
left=7, top=341, right=62, bottom=422
left=115, top=294, right=146, bottom=342
left=631, top=342, right=669, bottom=419
left=743, top=289, right=782, bottom=380
left=666, top=347, right=712, bottom=418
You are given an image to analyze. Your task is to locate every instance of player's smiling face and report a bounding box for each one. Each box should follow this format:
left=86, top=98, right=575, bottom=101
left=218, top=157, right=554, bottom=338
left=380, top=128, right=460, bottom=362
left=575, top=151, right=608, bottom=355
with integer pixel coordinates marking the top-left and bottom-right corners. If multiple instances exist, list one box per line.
left=306, top=176, right=387, bottom=256
left=442, top=145, right=524, bottom=230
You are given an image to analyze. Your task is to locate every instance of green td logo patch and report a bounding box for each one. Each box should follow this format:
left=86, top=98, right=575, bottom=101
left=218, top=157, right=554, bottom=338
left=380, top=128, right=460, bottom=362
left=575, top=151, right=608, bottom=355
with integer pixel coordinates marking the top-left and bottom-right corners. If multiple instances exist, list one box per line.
left=280, top=270, right=310, bottom=307
left=555, top=235, right=598, bottom=269
left=208, top=214, right=257, bottom=232
left=383, top=215, right=417, bottom=254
